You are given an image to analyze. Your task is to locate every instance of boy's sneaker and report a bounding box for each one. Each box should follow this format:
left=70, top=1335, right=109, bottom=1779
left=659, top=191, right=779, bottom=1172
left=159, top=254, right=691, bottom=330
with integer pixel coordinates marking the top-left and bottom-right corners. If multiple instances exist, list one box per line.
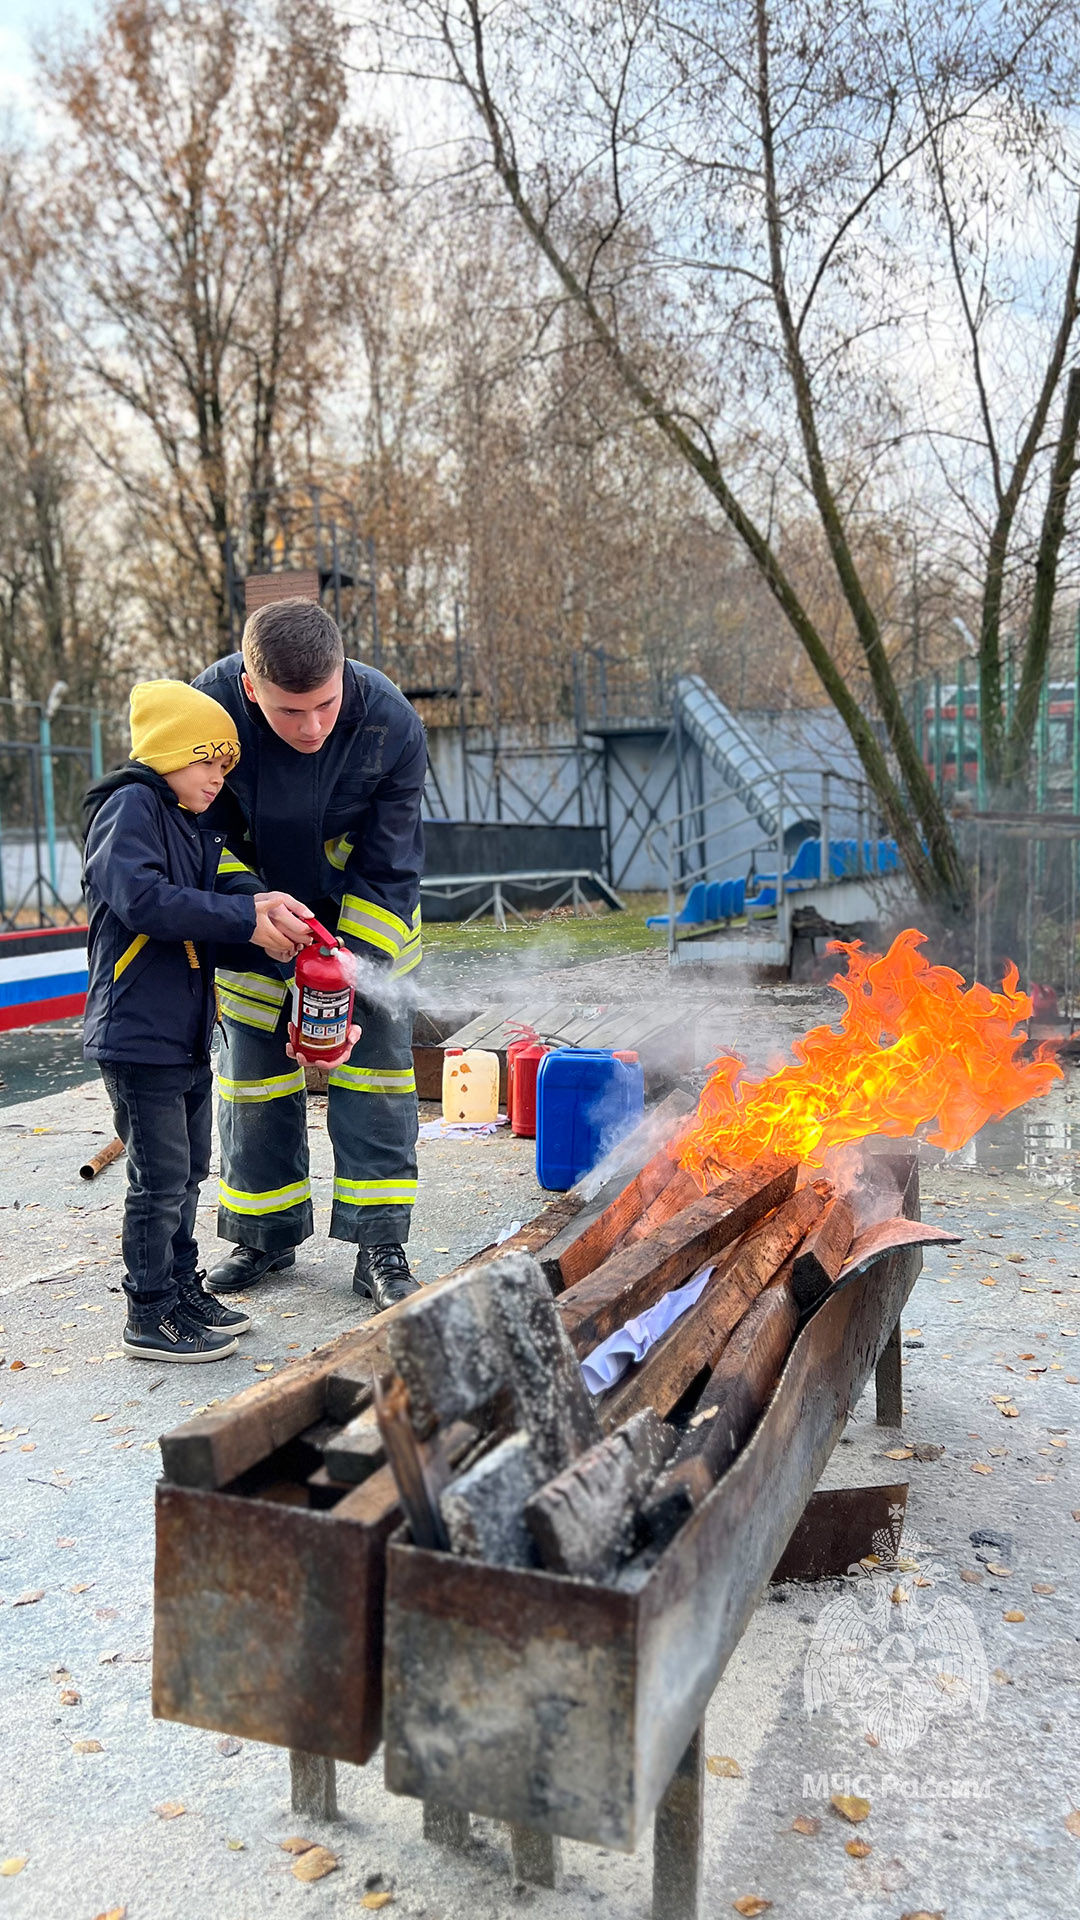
left=176, top=1268, right=251, bottom=1335
left=122, top=1305, right=238, bottom=1363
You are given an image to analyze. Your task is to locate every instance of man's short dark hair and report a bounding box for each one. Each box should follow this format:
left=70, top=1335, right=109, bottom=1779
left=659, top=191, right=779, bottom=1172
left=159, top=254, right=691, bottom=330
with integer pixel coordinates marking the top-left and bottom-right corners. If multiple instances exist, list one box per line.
left=242, top=599, right=345, bottom=692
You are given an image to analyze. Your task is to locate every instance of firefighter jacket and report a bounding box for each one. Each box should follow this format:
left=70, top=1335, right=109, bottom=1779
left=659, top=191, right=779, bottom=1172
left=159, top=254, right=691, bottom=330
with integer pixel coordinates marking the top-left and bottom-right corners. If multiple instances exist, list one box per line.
left=193, top=653, right=426, bottom=978
left=82, top=765, right=261, bottom=1066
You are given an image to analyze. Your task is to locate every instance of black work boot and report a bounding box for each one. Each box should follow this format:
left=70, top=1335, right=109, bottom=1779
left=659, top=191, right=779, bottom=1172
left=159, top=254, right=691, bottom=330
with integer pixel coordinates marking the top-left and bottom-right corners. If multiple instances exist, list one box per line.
left=352, top=1244, right=420, bottom=1311
left=208, top=1244, right=296, bottom=1294
left=122, top=1304, right=238, bottom=1364
left=176, top=1268, right=251, bottom=1335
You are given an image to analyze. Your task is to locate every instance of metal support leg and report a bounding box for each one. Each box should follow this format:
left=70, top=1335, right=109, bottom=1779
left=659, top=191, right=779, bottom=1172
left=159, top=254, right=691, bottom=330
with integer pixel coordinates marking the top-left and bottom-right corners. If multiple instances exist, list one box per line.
left=423, top=1801, right=471, bottom=1850
left=289, top=1749, right=338, bottom=1821
left=875, top=1319, right=903, bottom=1427
left=509, top=1825, right=563, bottom=1889
left=652, top=1723, right=704, bottom=1920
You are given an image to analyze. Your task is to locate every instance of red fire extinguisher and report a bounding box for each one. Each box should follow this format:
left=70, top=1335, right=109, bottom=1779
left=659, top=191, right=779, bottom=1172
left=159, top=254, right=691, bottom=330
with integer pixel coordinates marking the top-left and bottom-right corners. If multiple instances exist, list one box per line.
left=288, top=916, right=356, bottom=1060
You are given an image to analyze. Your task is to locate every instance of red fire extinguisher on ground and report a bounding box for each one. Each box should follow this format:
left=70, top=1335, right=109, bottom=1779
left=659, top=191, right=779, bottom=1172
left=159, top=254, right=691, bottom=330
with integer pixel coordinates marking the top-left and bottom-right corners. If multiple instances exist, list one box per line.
left=288, top=916, right=356, bottom=1061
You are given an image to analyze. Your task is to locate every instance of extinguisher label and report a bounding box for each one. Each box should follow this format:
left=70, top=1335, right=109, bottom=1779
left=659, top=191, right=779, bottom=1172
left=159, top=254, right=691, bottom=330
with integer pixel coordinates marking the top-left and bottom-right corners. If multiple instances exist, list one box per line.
left=296, top=986, right=351, bottom=1049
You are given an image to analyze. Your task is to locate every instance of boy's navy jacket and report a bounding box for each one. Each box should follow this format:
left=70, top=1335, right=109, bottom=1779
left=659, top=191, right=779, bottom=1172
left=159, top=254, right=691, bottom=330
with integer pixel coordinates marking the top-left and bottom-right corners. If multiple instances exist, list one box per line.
left=193, top=654, right=426, bottom=976
left=81, top=765, right=260, bottom=1065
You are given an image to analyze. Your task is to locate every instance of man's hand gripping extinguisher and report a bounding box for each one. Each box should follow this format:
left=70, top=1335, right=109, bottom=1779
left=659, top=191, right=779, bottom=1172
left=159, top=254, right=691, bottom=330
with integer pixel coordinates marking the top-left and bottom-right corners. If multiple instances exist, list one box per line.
left=288, top=916, right=358, bottom=1066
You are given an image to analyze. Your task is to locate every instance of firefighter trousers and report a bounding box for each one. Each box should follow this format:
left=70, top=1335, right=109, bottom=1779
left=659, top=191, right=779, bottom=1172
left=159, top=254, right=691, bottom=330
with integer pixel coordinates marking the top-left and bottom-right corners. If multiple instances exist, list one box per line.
left=214, top=966, right=417, bottom=1251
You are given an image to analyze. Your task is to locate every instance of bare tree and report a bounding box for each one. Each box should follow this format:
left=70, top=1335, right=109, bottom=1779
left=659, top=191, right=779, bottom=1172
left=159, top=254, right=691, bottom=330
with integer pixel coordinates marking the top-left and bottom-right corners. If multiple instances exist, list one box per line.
left=43, top=0, right=387, bottom=658
left=383, top=0, right=1080, bottom=919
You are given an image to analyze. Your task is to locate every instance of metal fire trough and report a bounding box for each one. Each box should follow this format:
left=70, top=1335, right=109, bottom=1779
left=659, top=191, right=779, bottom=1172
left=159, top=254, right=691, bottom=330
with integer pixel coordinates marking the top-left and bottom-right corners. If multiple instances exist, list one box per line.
left=153, top=1152, right=920, bottom=1907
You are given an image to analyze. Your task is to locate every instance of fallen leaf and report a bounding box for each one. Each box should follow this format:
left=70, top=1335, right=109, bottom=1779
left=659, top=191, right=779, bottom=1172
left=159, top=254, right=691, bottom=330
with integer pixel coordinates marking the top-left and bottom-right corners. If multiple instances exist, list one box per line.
left=56, top=1537, right=75, bottom=1548
left=226, top=1838, right=245, bottom=1850
left=13, top=1589, right=44, bottom=1606
left=216, top=1736, right=242, bottom=1756
left=1007, top=1253, right=1026, bottom=1264
left=153, top=1801, right=185, bottom=1819
left=913, top=1442, right=945, bottom=1462
left=90, top=1412, right=113, bottom=1424
left=1032, top=1582, right=1056, bottom=1594
left=891, top=1585, right=909, bottom=1604
left=1049, top=1437, right=1068, bottom=1448
left=1003, top=1609, right=1026, bottom=1622
left=0, top=1859, right=27, bottom=1876
left=291, top=1846, right=338, bottom=1883
left=999, top=1405, right=1020, bottom=1418
left=361, top=1897, right=394, bottom=1912
left=706, top=1755, right=742, bottom=1777
left=992, top=1668, right=1013, bottom=1684
left=9, top=1360, right=25, bottom=1370
left=959, top=1569, right=983, bottom=1584
left=791, top=1815, right=820, bottom=1835
left=1034, top=1474, right=1055, bottom=1482
left=72, top=1739, right=103, bottom=1754
left=845, top=1839, right=872, bottom=1858
left=883, top=1447, right=914, bottom=1460
left=979, top=1278, right=996, bottom=1287
left=70, top=1582, right=94, bottom=1594
left=900, top=1912, right=944, bottom=1920
left=985, top=1562, right=1012, bottom=1577
left=253, top=1363, right=274, bottom=1374
left=58, top=1689, right=80, bottom=1706
left=732, top=1901, right=771, bottom=1918
left=830, top=1793, right=870, bottom=1824
left=970, top=1462, right=992, bottom=1474
left=92, top=1910, right=126, bottom=1920
left=279, top=1837, right=315, bottom=1854
left=1065, top=1809, right=1080, bottom=1838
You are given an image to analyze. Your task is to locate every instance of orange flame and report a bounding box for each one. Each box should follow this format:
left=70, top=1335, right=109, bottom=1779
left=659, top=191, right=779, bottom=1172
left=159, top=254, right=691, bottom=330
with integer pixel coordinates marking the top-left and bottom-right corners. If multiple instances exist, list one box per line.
left=678, top=928, right=1061, bottom=1180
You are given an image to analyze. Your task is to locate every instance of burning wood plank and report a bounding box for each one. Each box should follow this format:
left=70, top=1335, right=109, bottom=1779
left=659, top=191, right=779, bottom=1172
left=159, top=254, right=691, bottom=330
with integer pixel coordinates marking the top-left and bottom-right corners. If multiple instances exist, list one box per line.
left=597, top=1185, right=824, bottom=1428
left=556, top=1158, right=797, bottom=1357
left=790, top=1191, right=855, bottom=1309
left=538, top=1090, right=696, bottom=1291
left=524, top=1410, right=676, bottom=1581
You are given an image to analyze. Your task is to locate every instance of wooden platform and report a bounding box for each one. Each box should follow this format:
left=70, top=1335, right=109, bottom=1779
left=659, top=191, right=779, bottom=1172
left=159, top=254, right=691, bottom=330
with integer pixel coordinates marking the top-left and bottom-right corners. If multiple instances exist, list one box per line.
left=413, top=999, right=711, bottom=1102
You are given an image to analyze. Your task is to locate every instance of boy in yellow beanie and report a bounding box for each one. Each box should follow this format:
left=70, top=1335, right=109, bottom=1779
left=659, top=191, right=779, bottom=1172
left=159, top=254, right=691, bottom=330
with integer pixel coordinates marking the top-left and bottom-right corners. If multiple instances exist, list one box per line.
left=82, top=680, right=313, bottom=1363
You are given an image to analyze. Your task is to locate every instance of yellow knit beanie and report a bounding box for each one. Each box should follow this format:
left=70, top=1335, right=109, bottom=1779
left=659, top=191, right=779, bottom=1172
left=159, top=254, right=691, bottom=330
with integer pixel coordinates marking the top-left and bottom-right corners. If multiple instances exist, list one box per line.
left=129, top=681, right=240, bottom=775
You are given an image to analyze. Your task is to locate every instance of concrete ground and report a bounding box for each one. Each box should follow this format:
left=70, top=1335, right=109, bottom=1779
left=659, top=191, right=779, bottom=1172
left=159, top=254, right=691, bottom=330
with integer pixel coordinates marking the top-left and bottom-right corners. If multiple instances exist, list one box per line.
left=1, top=1060, right=1079, bottom=1917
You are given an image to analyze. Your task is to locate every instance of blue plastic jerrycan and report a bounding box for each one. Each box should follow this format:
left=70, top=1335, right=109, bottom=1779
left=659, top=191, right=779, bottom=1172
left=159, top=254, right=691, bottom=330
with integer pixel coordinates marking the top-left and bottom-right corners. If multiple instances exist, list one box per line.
left=535, top=1048, right=646, bottom=1191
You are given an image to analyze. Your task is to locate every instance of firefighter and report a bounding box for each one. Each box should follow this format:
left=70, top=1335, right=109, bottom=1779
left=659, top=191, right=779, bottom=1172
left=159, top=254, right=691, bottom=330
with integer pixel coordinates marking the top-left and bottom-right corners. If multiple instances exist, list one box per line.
left=195, top=598, right=426, bottom=1311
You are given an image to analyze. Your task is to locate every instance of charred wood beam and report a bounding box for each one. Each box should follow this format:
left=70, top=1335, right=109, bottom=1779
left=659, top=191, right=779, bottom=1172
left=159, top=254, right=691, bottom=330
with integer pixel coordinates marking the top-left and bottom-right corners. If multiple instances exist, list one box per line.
left=524, top=1409, right=676, bottom=1580
left=790, top=1192, right=855, bottom=1309
left=640, top=1263, right=801, bottom=1549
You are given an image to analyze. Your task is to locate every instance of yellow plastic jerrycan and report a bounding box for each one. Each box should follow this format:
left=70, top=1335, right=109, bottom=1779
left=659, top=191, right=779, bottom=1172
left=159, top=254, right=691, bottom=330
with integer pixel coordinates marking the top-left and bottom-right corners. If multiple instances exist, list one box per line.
left=441, top=1046, right=500, bottom=1123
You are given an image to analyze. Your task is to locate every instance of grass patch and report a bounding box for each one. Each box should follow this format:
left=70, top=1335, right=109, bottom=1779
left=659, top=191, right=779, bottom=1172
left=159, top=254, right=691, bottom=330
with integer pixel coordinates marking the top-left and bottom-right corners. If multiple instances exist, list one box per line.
left=421, top=892, right=669, bottom=962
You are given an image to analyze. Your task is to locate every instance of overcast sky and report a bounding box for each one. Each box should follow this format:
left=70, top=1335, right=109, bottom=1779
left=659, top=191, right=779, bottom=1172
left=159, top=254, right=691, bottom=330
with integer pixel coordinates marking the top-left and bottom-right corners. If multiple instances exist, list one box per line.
left=0, top=0, right=94, bottom=118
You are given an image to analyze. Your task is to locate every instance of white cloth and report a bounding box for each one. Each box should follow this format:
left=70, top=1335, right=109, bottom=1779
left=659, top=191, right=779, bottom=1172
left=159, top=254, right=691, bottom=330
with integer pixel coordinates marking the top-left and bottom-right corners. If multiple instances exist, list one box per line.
left=579, top=1263, right=716, bottom=1394
left=417, top=1117, right=508, bottom=1140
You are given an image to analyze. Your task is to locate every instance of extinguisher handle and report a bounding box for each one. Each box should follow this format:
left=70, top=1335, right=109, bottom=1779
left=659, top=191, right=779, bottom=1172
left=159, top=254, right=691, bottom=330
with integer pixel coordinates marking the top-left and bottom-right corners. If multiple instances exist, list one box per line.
left=301, top=913, right=340, bottom=950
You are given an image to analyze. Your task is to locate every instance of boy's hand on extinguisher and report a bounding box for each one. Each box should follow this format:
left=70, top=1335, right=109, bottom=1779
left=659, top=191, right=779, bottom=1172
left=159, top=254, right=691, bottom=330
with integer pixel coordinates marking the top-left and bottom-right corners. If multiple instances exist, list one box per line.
left=251, top=894, right=312, bottom=962
left=286, top=1023, right=362, bottom=1069
left=253, top=892, right=314, bottom=950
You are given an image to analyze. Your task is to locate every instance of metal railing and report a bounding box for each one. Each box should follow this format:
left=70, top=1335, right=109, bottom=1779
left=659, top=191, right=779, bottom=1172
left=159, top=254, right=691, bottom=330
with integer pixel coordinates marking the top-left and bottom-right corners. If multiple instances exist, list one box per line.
left=646, top=768, right=882, bottom=965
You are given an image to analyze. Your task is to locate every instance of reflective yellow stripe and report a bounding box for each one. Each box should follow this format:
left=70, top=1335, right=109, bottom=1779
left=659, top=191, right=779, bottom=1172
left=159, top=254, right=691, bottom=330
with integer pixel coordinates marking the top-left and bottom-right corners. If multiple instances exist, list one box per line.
left=217, top=1068, right=306, bottom=1104
left=393, top=939, right=422, bottom=977
left=113, top=933, right=149, bottom=981
left=328, top=1065, right=417, bottom=1094
left=216, top=969, right=289, bottom=1007
left=325, top=833, right=354, bottom=872
left=339, top=892, right=411, bottom=946
left=218, top=1178, right=311, bottom=1216
left=333, top=1177, right=418, bottom=1207
left=217, top=849, right=254, bottom=876
left=217, top=990, right=281, bottom=1032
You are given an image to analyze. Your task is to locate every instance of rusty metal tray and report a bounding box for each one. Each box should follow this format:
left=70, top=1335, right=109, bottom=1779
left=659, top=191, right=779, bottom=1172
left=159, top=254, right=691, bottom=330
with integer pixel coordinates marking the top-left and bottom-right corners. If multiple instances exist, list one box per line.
left=382, top=1231, right=921, bottom=1849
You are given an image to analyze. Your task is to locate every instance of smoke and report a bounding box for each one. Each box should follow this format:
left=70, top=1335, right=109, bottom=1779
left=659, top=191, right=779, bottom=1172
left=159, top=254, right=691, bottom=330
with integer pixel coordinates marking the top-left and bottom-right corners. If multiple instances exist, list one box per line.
left=576, top=1100, right=689, bottom=1202
left=335, top=948, right=426, bottom=1021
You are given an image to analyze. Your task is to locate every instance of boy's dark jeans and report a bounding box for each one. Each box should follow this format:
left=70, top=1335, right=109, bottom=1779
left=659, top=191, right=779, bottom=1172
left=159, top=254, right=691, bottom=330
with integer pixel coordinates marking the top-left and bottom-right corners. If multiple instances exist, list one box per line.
left=98, top=1061, right=213, bottom=1319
